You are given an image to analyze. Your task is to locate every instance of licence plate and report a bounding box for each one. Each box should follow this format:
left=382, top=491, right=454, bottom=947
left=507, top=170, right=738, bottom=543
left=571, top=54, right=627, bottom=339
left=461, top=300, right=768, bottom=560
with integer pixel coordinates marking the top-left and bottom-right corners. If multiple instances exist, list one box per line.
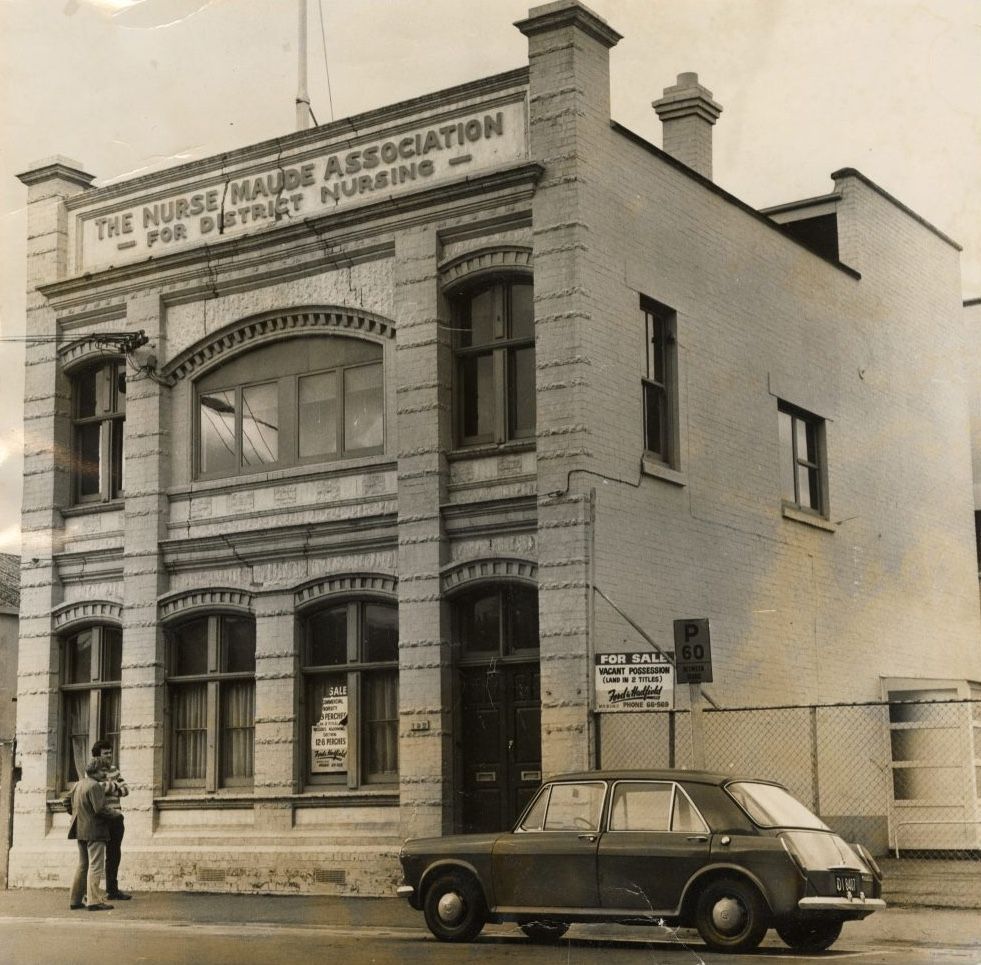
left=835, top=875, right=859, bottom=894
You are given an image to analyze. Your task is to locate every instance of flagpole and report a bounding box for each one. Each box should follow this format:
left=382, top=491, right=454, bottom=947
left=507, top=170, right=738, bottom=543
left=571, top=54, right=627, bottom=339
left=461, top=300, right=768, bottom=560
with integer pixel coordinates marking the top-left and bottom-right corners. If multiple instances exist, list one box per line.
left=296, top=0, right=312, bottom=130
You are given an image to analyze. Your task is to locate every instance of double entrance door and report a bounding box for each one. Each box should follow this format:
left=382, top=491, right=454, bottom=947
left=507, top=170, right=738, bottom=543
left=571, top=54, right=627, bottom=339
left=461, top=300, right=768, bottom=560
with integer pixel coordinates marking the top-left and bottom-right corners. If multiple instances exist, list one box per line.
left=459, top=661, right=542, bottom=834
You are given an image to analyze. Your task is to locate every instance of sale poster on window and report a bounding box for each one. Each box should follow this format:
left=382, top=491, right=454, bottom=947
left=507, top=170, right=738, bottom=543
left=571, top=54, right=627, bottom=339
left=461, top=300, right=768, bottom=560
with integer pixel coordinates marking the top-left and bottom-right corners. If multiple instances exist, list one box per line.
left=311, top=686, right=348, bottom=773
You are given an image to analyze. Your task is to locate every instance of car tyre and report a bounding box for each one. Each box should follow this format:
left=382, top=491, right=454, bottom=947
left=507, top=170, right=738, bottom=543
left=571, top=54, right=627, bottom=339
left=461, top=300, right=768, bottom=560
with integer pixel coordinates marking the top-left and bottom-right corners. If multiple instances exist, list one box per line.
left=423, top=872, right=487, bottom=943
left=776, top=918, right=843, bottom=952
left=519, top=920, right=570, bottom=943
left=695, top=877, right=769, bottom=954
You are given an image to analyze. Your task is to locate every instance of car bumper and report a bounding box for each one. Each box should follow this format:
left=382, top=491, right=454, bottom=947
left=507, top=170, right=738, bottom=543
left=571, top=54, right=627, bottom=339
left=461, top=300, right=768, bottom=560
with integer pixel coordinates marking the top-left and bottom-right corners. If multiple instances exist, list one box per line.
left=396, top=885, right=415, bottom=900
left=798, top=896, right=886, bottom=915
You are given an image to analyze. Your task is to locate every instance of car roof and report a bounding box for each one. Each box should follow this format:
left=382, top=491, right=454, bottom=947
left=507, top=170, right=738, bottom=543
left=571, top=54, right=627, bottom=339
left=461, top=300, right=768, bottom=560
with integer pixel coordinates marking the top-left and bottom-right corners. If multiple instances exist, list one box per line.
left=543, top=769, right=784, bottom=788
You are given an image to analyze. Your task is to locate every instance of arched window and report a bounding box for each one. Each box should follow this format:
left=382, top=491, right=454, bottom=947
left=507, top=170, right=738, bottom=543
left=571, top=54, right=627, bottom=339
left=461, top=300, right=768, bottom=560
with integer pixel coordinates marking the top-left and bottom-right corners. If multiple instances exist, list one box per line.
left=302, top=600, right=398, bottom=787
left=60, top=625, right=122, bottom=786
left=165, top=614, right=256, bottom=790
left=71, top=359, right=125, bottom=502
left=451, top=279, right=534, bottom=446
left=195, top=336, right=383, bottom=478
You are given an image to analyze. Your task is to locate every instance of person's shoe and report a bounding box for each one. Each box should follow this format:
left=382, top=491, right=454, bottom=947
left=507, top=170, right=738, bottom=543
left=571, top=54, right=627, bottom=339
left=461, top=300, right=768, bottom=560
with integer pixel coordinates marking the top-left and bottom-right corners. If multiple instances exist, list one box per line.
left=106, top=892, right=131, bottom=900
left=86, top=903, right=114, bottom=911
left=69, top=903, right=84, bottom=910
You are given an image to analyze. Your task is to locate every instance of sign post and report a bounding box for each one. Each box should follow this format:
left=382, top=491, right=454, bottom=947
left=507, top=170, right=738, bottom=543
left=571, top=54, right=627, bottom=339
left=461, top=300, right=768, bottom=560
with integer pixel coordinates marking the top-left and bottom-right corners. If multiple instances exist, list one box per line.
left=673, top=619, right=714, bottom=769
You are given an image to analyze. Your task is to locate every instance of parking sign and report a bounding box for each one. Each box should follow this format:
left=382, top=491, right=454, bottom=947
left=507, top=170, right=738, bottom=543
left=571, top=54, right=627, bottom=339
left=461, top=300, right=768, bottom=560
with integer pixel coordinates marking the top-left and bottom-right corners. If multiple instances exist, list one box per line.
left=673, top=619, right=713, bottom=684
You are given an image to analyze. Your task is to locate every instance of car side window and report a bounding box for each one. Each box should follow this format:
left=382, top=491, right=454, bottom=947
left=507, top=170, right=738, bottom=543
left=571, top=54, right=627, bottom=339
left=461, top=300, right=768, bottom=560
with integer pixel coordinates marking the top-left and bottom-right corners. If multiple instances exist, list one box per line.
left=609, top=781, right=673, bottom=831
left=518, top=786, right=549, bottom=831
left=543, top=782, right=605, bottom=831
left=672, top=786, right=709, bottom=833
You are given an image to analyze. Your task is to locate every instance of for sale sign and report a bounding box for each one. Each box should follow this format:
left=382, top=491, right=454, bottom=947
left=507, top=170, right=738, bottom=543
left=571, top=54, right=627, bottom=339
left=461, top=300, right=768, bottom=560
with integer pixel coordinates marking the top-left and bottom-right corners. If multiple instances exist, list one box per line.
left=594, top=652, right=674, bottom=711
left=311, top=686, right=348, bottom=773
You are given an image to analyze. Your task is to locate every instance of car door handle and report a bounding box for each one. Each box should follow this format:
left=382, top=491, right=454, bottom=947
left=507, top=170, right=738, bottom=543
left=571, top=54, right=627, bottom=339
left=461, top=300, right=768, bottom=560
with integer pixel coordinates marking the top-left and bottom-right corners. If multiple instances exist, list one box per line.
left=578, top=833, right=598, bottom=842
left=686, top=835, right=709, bottom=843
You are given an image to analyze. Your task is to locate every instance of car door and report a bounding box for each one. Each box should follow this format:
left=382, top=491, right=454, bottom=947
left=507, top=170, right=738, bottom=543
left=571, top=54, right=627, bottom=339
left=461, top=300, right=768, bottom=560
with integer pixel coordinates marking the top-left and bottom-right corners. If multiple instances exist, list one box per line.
left=598, top=781, right=712, bottom=914
left=492, top=781, right=605, bottom=910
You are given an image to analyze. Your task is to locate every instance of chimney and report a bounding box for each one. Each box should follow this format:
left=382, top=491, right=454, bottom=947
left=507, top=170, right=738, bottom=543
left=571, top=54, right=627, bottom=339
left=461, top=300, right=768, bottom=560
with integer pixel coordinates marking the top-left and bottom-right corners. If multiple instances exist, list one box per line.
left=652, top=72, right=722, bottom=180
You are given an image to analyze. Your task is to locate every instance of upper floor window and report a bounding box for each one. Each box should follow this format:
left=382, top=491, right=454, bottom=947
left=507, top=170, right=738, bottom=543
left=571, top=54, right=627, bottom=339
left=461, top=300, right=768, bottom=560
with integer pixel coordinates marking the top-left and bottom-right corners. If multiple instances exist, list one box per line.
left=72, top=360, right=125, bottom=503
left=778, top=401, right=827, bottom=516
left=60, top=625, right=122, bottom=786
left=165, top=614, right=255, bottom=790
left=453, top=584, right=539, bottom=662
left=452, top=279, right=535, bottom=446
left=642, top=298, right=677, bottom=466
left=196, top=336, right=383, bottom=479
left=302, top=600, right=399, bottom=787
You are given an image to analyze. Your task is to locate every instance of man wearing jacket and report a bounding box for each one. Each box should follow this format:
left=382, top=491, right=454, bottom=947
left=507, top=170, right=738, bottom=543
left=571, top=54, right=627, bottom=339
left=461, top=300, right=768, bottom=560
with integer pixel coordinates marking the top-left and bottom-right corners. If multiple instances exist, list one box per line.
left=69, top=758, right=122, bottom=911
left=92, top=739, right=131, bottom=901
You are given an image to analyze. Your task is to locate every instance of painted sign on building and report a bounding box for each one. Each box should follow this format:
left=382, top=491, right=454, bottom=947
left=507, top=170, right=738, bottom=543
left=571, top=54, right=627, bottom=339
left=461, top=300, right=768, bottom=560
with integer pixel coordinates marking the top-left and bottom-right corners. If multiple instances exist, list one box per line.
left=594, top=652, right=674, bottom=712
left=76, top=99, right=527, bottom=271
left=311, top=686, right=348, bottom=773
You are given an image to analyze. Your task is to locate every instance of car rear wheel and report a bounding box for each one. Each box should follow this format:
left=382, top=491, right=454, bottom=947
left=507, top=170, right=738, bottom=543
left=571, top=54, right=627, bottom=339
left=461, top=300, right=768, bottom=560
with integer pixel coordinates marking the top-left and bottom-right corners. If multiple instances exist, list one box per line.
left=695, top=877, right=769, bottom=953
left=423, top=872, right=487, bottom=943
left=776, top=918, right=843, bottom=952
left=519, top=920, right=570, bottom=943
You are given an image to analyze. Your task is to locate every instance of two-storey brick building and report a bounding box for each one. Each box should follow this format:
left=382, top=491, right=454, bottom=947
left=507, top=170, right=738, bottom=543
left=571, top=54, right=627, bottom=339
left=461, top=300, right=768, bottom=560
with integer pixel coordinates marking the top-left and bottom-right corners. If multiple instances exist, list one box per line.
left=12, top=0, right=980, bottom=893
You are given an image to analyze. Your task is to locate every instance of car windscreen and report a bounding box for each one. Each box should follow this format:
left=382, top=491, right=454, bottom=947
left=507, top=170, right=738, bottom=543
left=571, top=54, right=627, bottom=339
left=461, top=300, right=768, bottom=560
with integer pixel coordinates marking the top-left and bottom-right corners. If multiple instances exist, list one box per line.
left=726, top=781, right=829, bottom=830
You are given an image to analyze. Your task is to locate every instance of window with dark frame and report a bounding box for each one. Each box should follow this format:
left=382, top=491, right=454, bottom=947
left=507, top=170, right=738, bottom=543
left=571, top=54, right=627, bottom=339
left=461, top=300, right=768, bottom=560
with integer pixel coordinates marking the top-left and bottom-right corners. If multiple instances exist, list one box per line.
left=642, top=298, right=677, bottom=465
left=60, top=626, right=122, bottom=787
left=453, top=583, right=540, bottom=660
left=302, top=601, right=399, bottom=787
left=197, top=344, right=383, bottom=479
left=778, top=401, right=826, bottom=515
left=452, top=279, right=535, bottom=447
left=72, top=359, right=125, bottom=503
left=165, top=615, right=256, bottom=790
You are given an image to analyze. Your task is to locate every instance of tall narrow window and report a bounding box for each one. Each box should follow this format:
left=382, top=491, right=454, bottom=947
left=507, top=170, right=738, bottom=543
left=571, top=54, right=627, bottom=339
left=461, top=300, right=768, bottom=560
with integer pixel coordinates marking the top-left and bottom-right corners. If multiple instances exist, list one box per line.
left=453, top=279, right=535, bottom=446
left=642, top=298, right=677, bottom=465
left=60, top=626, right=122, bottom=786
left=72, top=360, right=125, bottom=503
left=166, top=615, right=255, bottom=790
left=303, top=601, right=398, bottom=787
left=778, top=401, right=827, bottom=515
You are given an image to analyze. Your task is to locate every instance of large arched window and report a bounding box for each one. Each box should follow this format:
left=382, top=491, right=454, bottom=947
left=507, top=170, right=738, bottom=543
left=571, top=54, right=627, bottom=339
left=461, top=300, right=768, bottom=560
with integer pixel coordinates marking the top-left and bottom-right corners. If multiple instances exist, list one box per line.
left=451, top=279, right=534, bottom=446
left=165, top=614, right=256, bottom=790
left=302, top=600, right=398, bottom=787
left=195, top=336, right=383, bottom=478
left=71, top=358, right=125, bottom=502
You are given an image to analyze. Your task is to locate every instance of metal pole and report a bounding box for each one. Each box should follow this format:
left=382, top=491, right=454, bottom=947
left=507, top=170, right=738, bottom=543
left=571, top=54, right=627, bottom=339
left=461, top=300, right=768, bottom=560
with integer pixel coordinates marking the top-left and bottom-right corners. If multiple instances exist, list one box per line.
left=296, top=0, right=312, bottom=130
left=689, top=682, right=705, bottom=769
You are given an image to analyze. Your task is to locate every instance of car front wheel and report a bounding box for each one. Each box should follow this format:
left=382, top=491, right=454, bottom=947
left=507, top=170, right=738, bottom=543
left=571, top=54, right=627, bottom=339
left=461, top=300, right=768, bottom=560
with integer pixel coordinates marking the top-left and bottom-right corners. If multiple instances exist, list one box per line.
left=519, top=920, right=570, bottom=943
left=695, top=877, right=769, bottom=953
left=776, top=918, right=843, bottom=952
left=423, top=872, right=487, bottom=943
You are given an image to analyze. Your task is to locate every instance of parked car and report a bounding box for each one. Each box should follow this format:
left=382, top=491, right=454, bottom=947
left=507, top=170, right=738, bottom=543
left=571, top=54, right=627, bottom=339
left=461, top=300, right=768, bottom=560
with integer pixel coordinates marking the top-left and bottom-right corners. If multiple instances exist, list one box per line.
left=397, top=769, right=884, bottom=953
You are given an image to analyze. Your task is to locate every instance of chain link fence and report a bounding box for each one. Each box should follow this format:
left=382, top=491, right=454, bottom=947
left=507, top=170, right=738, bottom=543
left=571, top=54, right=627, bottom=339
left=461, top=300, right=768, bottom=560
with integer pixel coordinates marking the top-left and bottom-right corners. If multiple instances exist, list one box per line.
left=597, top=699, right=981, bottom=861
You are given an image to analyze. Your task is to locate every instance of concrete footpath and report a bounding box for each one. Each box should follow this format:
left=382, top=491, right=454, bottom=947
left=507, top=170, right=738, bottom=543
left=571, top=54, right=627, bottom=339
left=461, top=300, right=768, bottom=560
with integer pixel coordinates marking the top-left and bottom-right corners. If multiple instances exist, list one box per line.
left=0, top=888, right=977, bottom=951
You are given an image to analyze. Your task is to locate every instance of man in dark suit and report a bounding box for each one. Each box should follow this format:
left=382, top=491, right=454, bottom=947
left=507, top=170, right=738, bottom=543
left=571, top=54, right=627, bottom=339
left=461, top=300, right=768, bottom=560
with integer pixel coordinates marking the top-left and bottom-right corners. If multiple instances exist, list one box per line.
left=68, top=757, right=121, bottom=911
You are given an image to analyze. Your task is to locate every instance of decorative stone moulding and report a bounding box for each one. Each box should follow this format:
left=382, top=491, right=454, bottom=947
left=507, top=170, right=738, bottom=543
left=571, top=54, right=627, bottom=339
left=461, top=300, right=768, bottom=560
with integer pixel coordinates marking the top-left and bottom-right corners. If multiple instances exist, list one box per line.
left=158, top=588, right=255, bottom=623
left=294, top=573, right=397, bottom=612
left=52, top=599, right=123, bottom=632
left=439, top=245, right=533, bottom=295
left=57, top=336, right=124, bottom=374
left=441, top=558, right=538, bottom=595
left=162, top=307, right=397, bottom=385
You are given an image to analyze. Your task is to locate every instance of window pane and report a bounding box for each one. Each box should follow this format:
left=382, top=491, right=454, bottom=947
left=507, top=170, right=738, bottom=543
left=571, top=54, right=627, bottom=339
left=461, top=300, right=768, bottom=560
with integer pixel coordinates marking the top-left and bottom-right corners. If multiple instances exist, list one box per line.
left=644, top=381, right=664, bottom=456
left=507, top=586, right=539, bottom=653
left=344, top=363, right=383, bottom=451
left=544, top=782, right=605, bottom=831
left=220, top=680, right=255, bottom=782
left=647, top=311, right=665, bottom=383
left=458, top=591, right=499, bottom=654
left=510, top=283, right=534, bottom=340
left=462, top=287, right=497, bottom=348
left=672, top=789, right=708, bottom=832
left=363, top=604, right=398, bottom=663
left=171, top=683, right=207, bottom=781
left=75, top=367, right=99, bottom=418
left=509, top=346, right=536, bottom=439
left=795, top=416, right=813, bottom=464
left=100, top=688, right=121, bottom=768
left=222, top=617, right=256, bottom=673
left=460, top=353, right=494, bottom=440
left=102, top=628, right=122, bottom=682
left=308, top=673, right=348, bottom=776
left=363, top=670, right=398, bottom=781
left=799, top=464, right=814, bottom=510
left=241, top=382, right=279, bottom=466
left=199, top=389, right=238, bottom=475
left=610, top=782, right=673, bottom=831
left=172, top=619, right=208, bottom=676
left=778, top=410, right=796, bottom=502
left=308, top=606, right=348, bottom=666
left=64, top=690, right=90, bottom=783
left=519, top=787, right=549, bottom=831
left=113, top=363, right=126, bottom=415
left=76, top=422, right=102, bottom=497
left=298, top=371, right=338, bottom=458
left=110, top=417, right=125, bottom=498
left=67, top=630, right=93, bottom=684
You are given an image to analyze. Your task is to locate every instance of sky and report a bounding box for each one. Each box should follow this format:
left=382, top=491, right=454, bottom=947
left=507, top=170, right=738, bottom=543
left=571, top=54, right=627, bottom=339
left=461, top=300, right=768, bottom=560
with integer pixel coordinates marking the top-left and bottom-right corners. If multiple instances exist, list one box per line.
left=0, top=0, right=979, bottom=555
